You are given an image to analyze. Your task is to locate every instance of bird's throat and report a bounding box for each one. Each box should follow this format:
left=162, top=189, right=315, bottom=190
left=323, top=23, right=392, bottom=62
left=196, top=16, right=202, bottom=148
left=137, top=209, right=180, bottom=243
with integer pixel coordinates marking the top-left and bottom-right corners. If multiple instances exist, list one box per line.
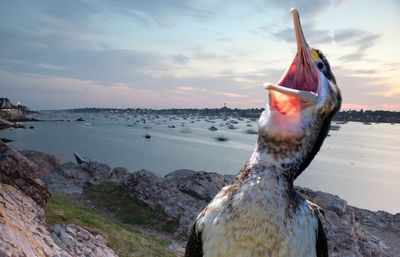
left=242, top=147, right=296, bottom=194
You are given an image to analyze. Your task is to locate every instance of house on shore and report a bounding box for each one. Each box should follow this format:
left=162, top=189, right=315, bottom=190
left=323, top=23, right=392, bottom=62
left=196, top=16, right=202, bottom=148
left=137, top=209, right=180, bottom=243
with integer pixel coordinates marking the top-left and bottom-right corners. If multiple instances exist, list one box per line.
left=0, top=98, right=30, bottom=121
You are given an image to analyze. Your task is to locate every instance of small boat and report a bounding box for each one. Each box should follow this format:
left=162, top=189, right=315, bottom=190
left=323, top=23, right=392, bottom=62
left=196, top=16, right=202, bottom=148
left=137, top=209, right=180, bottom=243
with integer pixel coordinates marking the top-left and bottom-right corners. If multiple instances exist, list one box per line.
left=1, top=138, right=13, bottom=143
left=215, top=135, right=228, bottom=142
left=168, top=125, right=176, bottom=128
left=76, top=117, right=84, bottom=121
left=144, top=133, right=151, bottom=139
left=209, top=126, right=218, bottom=131
left=245, top=129, right=258, bottom=135
left=180, top=128, right=191, bottom=133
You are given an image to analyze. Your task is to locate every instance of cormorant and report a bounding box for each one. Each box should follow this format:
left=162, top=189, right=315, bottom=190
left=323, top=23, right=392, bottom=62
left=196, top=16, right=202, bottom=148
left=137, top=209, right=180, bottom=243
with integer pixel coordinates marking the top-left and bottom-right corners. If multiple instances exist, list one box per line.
left=185, top=8, right=341, bottom=257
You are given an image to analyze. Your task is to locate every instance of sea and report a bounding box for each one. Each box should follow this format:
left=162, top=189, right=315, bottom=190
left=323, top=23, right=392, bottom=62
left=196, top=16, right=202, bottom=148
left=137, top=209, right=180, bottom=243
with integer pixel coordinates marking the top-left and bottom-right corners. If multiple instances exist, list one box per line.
left=2, top=111, right=400, bottom=214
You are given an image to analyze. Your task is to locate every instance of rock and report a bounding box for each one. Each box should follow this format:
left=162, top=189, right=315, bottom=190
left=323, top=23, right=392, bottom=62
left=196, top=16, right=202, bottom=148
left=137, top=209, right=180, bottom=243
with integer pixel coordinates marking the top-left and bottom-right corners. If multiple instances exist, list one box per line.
left=0, top=183, right=118, bottom=257
left=50, top=224, right=118, bottom=257
left=109, top=167, right=129, bottom=181
left=0, top=183, right=69, bottom=257
left=164, top=169, right=226, bottom=201
left=8, top=146, right=396, bottom=256
left=0, top=141, right=50, bottom=206
left=299, top=187, right=389, bottom=257
left=0, top=118, right=25, bottom=130
left=60, top=161, right=111, bottom=183
left=78, top=161, right=112, bottom=181
left=0, top=138, right=13, bottom=143
left=20, top=149, right=62, bottom=175
left=121, top=169, right=209, bottom=237
left=119, top=169, right=232, bottom=238
left=0, top=119, right=12, bottom=130
left=352, top=208, right=400, bottom=256
left=121, top=169, right=392, bottom=256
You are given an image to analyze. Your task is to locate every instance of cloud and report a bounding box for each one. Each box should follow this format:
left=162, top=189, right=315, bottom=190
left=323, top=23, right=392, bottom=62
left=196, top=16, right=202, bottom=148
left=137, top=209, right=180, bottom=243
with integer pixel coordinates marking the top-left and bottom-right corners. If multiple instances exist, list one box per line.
left=333, top=67, right=400, bottom=110
left=0, top=1, right=397, bottom=111
left=0, top=70, right=263, bottom=109
left=334, top=29, right=381, bottom=61
left=266, top=23, right=381, bottom=62
left=175, top=86, right=197, bottom=92
left=172, top=54, right=190, bottom=65
left=266, top=23, right=333, bottom=44
left=192, top=49, right=232, bottom=62
left=0, top=46, right=167, bottom=86
left=214, top=92, right=248, bottom=98
left=259, top=0, right=350, bottom=17
left=100, top=0, right=217, bottom=27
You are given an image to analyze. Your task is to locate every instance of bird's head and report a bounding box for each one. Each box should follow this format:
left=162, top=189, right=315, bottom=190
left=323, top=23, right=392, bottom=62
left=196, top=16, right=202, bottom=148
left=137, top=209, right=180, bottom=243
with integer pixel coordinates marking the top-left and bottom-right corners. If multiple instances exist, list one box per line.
left=257, top=8, right=341, bottom=181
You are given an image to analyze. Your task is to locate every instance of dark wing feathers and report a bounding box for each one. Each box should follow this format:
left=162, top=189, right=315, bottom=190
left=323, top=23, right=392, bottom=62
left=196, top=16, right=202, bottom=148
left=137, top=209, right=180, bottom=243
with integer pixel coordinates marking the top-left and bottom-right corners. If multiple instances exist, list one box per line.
left=184, top=223, right=203, bottom=257
left=310, top=203, right=329, bottom=257
left=316, top=216, right=329, bottom=257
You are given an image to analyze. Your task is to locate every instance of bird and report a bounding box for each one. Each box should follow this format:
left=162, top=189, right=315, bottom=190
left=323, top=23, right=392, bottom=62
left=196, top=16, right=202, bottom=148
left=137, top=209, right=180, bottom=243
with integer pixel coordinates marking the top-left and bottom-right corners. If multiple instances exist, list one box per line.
left=185, top=8, right=342, bottom=257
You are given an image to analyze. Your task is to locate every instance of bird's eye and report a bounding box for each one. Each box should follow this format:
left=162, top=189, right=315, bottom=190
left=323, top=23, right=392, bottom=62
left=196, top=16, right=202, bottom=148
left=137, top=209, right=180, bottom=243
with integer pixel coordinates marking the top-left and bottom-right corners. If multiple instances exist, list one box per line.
left=317, top=62, right=324, bottom=70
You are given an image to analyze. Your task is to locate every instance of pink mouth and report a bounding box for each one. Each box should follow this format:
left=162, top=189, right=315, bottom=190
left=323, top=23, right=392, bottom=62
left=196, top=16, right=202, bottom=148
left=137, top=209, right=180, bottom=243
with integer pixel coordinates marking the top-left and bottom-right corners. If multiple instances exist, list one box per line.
left=278, top=51, right=319, bottom=94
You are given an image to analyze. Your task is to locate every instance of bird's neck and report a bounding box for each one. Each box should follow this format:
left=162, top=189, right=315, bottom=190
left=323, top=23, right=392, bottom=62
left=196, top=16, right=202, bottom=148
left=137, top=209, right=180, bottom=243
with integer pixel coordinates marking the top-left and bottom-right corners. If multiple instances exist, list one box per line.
left=243, top=143, right=296, bottom=194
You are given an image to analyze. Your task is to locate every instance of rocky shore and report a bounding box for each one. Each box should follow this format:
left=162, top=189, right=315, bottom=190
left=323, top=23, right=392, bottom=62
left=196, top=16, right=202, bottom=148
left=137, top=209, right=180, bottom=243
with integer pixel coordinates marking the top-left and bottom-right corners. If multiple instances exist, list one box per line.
left=1, top=141, right=399, bottom=256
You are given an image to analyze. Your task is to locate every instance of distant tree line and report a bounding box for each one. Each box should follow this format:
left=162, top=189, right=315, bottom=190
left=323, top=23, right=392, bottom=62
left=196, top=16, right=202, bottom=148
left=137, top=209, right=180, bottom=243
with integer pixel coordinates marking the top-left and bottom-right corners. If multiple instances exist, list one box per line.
left=66, top=107, right=400, bottom=123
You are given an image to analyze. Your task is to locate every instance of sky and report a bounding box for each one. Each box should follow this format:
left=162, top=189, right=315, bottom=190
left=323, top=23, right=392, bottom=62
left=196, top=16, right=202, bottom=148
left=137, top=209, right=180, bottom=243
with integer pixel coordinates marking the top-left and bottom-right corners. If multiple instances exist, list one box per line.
left=0, top=0, right=399, bottom=110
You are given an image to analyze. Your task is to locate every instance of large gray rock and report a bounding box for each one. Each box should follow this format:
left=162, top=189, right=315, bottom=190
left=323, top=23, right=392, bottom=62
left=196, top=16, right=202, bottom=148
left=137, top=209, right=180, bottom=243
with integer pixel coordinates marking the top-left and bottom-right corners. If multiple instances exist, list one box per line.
left=0, top=183, right=118, bottom=257
left=39, top=161, right=113, bottom=195
left=109, top=166, right=129, bottom=181
left=298, top=187, right=389, bottom=257
left=0, top=141, right=50, bottom=206
left=0, top=183, right=69, bottom=257
left=352, top=208, right=400, bottom=256
left=164, top=169, right=228, bottom=201
left=18, top=149, right=397, bottom=257
left=121, top=169, right=229, bottom=237
left=60, top=161, right=111, bottom=183
left=123, top=169, right=391, bottom=256
left=20, top=149, right=62, bottom=175
left=50, top=224, right=118, bottom=257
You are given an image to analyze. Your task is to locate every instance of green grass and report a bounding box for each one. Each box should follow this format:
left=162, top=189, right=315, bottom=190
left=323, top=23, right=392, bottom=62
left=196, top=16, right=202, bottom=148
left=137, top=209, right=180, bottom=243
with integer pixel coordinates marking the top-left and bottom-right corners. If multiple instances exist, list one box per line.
left=0, top=177, right=14, bottom=185
left=46, top=195, right=177, bottom=257
left=83, top=182, right=178, bottom=233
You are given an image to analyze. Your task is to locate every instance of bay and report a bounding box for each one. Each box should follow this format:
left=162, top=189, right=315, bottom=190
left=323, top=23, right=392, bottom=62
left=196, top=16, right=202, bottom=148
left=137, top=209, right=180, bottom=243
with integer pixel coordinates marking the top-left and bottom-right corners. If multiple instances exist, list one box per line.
left=2, top=112, right=400, bottom=214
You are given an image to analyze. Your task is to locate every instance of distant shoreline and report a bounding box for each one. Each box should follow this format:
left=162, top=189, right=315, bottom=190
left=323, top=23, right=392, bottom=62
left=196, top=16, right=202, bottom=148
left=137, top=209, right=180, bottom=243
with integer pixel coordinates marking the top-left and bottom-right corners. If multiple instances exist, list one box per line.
left=36, top=108, right=400, bottom=124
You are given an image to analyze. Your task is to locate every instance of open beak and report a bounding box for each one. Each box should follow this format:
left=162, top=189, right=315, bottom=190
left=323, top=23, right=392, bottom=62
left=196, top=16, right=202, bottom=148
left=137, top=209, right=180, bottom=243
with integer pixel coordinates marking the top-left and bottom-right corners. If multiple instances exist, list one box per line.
left=291, top=8, right=308, bottom=55
left=264, top=8, right=319, bottom=115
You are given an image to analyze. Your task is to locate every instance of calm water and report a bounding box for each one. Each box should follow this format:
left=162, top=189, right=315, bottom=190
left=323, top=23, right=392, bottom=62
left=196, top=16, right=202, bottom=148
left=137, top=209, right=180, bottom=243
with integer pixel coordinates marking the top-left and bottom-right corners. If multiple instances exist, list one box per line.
left=2, top=112, right=400, bottom=214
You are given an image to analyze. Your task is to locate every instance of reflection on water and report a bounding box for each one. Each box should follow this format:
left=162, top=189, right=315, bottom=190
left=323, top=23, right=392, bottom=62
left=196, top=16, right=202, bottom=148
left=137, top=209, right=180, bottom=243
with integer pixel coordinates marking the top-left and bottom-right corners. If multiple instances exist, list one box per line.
left=2, top=112, right=400, bottom=213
